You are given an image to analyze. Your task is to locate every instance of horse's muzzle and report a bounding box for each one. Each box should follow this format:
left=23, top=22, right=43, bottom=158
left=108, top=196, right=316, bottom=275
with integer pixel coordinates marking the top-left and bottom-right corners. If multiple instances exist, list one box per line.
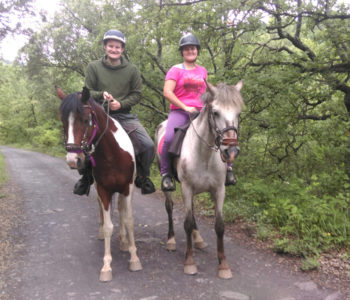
left=66, top=152, right=84, bottom=169
left=222, top=146, right=240, bottom=163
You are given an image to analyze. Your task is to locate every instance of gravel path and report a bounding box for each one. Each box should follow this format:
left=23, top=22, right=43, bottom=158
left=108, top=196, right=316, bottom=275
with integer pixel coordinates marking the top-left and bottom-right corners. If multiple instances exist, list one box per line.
left=0, top=146, right=346, bottom=300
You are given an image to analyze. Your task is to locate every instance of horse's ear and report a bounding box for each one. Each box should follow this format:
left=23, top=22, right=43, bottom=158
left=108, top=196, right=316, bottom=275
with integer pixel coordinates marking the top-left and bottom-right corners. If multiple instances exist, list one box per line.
left=205, top=79, right=217, bottom=97
left=235, top=80, right=243, bottom=92
left=55, top=86, right=66, bottom=100
left=81, top=87, right=90, bottom=103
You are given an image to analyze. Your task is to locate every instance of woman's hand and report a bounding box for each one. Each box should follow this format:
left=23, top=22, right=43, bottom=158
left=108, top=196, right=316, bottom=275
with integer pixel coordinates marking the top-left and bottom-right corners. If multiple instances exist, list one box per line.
left=184, top=106, right=198, bottom=114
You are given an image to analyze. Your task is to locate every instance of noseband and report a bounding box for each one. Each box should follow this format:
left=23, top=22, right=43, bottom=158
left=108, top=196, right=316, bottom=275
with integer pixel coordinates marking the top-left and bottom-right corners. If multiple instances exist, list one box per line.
left=63, top=104, right=99, bottom=166
left=208, top=104, right=239, bottom=150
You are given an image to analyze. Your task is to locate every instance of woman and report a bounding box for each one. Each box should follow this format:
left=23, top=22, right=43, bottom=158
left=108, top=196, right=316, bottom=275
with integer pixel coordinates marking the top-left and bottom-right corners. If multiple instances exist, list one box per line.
left=160, top=33, right=237, bottom=191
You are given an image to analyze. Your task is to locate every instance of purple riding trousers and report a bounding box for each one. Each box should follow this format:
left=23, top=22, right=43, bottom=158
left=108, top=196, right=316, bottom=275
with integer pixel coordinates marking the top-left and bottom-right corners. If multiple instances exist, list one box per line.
left=160, top=109, right=191, bottom=175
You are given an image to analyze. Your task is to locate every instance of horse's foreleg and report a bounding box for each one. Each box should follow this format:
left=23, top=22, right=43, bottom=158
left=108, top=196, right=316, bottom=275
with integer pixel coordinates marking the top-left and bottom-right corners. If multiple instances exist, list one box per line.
left=214, top=190, right=232, bottom=279
left=117, top=195, right=129, bottom=252
left=97, top=198, right=104, bottom=240
left=164, top=191, right=176, bottom=251
left=99, top=199, right=114, bottom=282
left=182, top=187, right=197, bottom=275
left=184, top=210, right=197, bottom=275
left=118, top=194, right=142, bottom=272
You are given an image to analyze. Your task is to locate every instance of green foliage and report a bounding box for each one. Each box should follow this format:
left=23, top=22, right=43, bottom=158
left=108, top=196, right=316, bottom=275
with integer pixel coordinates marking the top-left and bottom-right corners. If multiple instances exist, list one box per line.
left=0, top=153, right=7, bottom=186
left=225, top=175, right=350, bottom=257
left=300, top=257, right=320, bottom=272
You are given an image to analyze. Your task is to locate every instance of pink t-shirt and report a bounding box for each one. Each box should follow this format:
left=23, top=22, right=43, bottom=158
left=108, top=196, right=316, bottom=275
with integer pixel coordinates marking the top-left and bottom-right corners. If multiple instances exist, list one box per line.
left=165, top=64, right=207, bottom=110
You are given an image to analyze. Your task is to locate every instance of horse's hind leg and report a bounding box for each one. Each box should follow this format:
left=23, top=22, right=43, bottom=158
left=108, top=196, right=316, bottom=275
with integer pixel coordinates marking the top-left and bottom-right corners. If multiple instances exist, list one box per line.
left=213, top=189, right=232, bottom=279
left=164, top=191, right=176, bottom=251
left=192, top=226, right=207, bottom=249
left=118, top=194, right=142, bottom=272
left=117, top=195, right=129, bottom=252
left=192, top=209, right=207, bottom=249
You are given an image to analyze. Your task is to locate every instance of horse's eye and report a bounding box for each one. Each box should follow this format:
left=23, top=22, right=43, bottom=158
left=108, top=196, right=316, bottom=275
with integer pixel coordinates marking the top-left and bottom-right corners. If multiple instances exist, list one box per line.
left=213, top=111, right=220, bottom=118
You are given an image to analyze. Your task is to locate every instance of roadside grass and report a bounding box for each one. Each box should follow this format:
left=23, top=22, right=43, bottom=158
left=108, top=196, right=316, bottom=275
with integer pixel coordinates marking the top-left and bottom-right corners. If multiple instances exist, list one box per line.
left=0, top=152, right=7, bottom=188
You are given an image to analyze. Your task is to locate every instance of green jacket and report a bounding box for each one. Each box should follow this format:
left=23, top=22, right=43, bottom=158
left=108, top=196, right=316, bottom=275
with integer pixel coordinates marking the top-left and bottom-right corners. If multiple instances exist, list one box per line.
left=84, top=55, right=142, bottom=114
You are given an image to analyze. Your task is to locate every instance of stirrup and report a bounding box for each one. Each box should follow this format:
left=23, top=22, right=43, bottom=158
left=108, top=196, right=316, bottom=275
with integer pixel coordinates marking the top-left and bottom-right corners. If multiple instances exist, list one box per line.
left=161, top=174, right=176, bottom=192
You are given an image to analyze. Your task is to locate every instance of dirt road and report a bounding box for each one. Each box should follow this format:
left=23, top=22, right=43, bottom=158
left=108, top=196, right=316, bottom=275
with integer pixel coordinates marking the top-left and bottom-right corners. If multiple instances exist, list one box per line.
left=0, top=146, right=345, bottom=300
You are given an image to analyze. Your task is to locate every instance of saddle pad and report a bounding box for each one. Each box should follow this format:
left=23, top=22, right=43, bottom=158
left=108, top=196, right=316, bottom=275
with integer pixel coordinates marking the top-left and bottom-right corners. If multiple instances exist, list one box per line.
left=158, top=133, right=165, bottom=155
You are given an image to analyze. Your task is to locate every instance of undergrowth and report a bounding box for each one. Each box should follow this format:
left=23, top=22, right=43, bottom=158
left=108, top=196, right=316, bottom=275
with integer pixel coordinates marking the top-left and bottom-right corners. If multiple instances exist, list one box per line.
left=197, top=175, right=350, bottom=264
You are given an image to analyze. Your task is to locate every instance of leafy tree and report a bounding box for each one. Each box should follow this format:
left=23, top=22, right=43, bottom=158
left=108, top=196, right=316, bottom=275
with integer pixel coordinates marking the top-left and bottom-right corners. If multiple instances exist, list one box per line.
left=0, top=0, right=34, bottom=41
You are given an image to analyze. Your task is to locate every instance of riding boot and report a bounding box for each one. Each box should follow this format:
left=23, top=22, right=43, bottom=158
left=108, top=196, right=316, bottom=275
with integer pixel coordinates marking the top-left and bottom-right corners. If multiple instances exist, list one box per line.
left=135, top=175, right=156, bottom=194
left=73, top=161, right=94, bottom=196
left=225, top=166, right=237, bottom=186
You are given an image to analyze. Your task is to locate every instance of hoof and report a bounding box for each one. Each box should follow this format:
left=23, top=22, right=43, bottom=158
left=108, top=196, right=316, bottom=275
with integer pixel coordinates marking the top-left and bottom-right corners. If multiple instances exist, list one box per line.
left=218, top=268, right=232, bottom=279
left=99, top=270, right=112, bottom=282
left=120, top=242, right=129, bottom=252
left=129, top=260, right=143, bottom=272
left=194, top=241, right=208, bottom=249
left=166, top=242, right=176, bottom=251
left=184, top=264, right=197, bottom=275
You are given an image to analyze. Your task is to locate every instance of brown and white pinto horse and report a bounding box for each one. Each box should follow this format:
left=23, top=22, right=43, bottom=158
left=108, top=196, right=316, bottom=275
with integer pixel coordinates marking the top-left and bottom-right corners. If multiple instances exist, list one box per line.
left=56, top=86, right=142, bottom=281
left=155, top=81, right=243, bottom=279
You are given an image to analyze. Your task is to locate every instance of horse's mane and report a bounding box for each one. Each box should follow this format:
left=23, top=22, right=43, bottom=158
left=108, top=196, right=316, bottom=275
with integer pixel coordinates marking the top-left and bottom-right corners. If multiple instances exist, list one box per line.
left=59, top=93, right=100, bottom=120
left=201, top=83, right=244, bottom=109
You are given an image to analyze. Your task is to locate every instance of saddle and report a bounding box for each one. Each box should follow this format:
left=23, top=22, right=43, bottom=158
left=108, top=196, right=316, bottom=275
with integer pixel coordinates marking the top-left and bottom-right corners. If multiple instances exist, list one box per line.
left=159, top=113, right=199, bottom=180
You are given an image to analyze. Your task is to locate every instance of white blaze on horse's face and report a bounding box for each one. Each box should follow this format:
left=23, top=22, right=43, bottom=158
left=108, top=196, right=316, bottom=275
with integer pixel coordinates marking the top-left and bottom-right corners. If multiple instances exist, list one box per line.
left=66, top=112, right=84, bottom=169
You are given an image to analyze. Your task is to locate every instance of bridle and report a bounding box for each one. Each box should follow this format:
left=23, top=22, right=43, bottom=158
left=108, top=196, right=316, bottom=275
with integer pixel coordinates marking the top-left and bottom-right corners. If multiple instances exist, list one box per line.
left=63, top=102, right=109, bottom=167
left=207, top=104, right=239, bottom=149
left=190, top=103, right=239, bottom=161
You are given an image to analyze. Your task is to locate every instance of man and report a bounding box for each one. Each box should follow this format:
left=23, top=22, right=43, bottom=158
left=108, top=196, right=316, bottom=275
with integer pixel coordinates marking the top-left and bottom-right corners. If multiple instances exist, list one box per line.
left=74, top=29, right=155, bottom=195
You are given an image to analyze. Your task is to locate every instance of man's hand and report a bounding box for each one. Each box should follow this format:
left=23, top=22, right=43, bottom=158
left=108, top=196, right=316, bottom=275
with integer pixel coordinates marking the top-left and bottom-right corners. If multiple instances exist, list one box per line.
left=109, top=99, right=121, bottom=111
left=103, top=91, right=121, bottom=111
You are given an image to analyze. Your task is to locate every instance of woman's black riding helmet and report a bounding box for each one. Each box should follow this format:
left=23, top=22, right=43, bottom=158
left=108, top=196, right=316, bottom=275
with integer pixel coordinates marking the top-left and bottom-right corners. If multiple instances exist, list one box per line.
left=179, top=33, right=201, bottom=54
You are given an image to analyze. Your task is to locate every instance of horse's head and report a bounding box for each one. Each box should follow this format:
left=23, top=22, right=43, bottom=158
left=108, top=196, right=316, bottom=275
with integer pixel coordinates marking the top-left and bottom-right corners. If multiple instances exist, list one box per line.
left=56, top=86, right=98, bottom=170
left=202, top=81, right=244, bottom=163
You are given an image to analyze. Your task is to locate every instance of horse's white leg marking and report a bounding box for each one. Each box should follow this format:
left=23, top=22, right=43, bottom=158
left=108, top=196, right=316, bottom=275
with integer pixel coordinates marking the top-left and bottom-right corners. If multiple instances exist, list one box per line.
left=118, top=193, right=142, bottom=272
left=99, top=200, right=114, bottom=282
left=97, top=195, right=104, bottom=240
left=117, top=194, right=129, bottom=252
